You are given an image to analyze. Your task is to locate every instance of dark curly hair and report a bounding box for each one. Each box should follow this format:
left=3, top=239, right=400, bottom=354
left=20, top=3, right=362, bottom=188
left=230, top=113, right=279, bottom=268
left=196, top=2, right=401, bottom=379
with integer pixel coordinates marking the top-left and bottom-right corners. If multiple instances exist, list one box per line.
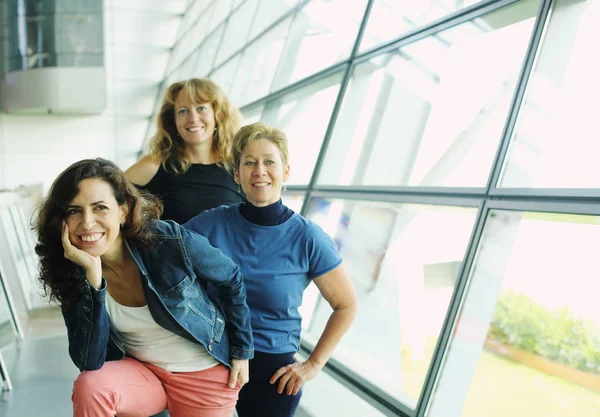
left=34, top=158, right=163, bottom=309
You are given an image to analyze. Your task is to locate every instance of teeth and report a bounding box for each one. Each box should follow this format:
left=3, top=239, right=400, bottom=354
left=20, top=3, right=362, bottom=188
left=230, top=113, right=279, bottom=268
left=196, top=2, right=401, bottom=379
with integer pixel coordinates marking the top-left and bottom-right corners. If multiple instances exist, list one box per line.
left=253, top=183, right=269, bottom=187
left=81, top=233, right=103, bottom=242
left=188, top=127, right=203, bottom=132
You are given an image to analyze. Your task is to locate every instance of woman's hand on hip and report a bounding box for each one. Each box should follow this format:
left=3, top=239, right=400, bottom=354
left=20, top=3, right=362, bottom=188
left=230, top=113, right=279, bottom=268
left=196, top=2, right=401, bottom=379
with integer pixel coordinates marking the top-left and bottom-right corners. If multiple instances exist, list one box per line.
left=270, top=359, right=320, bottom=395
left=62, top=222, right=102, bottom=289
left=229, top=358, right=249, bottom=389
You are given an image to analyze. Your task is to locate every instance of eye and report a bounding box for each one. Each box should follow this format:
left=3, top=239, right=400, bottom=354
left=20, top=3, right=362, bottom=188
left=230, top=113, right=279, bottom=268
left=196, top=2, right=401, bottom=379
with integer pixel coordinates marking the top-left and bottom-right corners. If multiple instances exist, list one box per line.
left=198, top=105, right=208, bottom=112
left=244, top=161, right=256, bottom=166
left=66, top=208, right=80, bottom=216
left=94, top=205, right=109, bottom=211
left=266, top=160, right=276, bottom=165
left=177, top=108, right=187, bottom=115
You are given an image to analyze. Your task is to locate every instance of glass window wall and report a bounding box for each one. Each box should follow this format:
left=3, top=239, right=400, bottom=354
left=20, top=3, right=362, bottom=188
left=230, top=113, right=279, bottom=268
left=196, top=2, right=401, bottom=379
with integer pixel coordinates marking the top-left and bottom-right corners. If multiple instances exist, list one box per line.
left=360, top=0, right=486, bottom=52
left=270, top=0, right=367, bottom=91
left=304, top=197, right=478, bottom=408
left=214, top=0, right=260, bottom=67
left=427, top=209, right=600, bottom=417
left=318, top=1, right=540, bottom=187
left=228, top=17, right=294, bottom=107
left=261, top=73, right=343, bottom=185
left=499, top=0, right=600, bottom=189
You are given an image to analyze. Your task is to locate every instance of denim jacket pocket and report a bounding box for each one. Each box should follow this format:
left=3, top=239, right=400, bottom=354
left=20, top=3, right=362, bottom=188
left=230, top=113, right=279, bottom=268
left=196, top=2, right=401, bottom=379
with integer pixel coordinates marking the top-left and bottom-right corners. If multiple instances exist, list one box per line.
left=165, top=275, right=218, bottom=326
left=163, top=274, right=195, bottom=298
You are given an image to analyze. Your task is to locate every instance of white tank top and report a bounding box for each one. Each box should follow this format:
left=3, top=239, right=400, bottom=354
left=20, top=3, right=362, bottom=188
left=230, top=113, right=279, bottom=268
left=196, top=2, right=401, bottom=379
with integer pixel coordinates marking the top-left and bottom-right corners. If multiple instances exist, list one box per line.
left=105, top=291, right=219, bottom=372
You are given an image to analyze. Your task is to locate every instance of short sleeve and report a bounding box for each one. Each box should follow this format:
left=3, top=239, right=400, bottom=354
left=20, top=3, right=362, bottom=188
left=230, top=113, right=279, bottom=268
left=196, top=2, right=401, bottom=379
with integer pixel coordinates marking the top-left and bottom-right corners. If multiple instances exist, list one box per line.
left=183, top=208, right=219, bottom=237
left=306, top=221, right=343, bottom=279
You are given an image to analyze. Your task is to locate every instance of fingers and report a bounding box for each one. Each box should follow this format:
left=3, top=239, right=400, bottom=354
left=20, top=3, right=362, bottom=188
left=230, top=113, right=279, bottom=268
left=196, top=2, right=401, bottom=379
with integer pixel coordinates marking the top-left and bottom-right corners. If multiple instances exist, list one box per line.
left=228, top=367, right=238, bottom=389
left=61, top=222, right=70, bottom=249
left=230, top=359, right=249, bottom=389
left=61, top=222, right=76, bottom=259
left=269, top=364, right=290, bottom=385
left=237, top=369, right=249, bottom=387
left=270, top=365, right=297, bottom=395
left=270, top=363, right=308, bottom=395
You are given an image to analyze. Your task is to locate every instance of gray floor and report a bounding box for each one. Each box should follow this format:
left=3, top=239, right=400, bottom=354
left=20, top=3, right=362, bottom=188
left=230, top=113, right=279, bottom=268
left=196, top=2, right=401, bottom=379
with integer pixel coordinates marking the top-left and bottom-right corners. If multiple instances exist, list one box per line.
left=0, top=308, right=78, bottom=417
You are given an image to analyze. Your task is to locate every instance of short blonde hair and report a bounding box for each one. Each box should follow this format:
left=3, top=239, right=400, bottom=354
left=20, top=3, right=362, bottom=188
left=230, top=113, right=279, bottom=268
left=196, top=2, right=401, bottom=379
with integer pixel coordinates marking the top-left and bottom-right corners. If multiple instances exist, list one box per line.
left=149, top=78, right=241, bottom=173
left=232, top=122, right=289, bottom=169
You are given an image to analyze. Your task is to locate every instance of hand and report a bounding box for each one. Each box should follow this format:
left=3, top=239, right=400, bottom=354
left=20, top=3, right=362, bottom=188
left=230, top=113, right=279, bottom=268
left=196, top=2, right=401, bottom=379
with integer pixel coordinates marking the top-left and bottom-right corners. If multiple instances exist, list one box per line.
left=228, top=358, right=249, bottom=389
left=269, top=359, right=321, bottom=395
left=62, top=222, right=102, bottom=289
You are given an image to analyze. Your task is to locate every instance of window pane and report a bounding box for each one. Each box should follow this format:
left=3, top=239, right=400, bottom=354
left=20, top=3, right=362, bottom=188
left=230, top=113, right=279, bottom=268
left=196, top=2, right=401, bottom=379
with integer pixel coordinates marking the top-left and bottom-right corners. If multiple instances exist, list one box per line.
left=210, top=54, right=241, bottom=98
left=191, top=25, right=225, bottom=77
left=361, top=0, right=485, bottom=52
left=241, top=104, right=265, bottom=125
left=206, top=0, right=232, bottom=35
left=169, top=26, right=201, bottom=73
left=304, top=198, right=478, bottom=408
left=500, top=0, right=600, bottom=188
left=171, top=52, right=199, bottom=81
left=282, top=193, right=304, bottom=214
left=249, top=0, right=299, bottom=39
left=178, top=0, right=210, bottom=39
left=271, top=0, right=366, bottom=91
left=318, top=1, right=539, bottom=187
left=169, top=3, right=221, bottom=75
left=229, top=17, right=293, bottom=107
left=261, top=72, right=343, bottom=185
left=214, top=0, right=259, bottom=67
left=428, top=210, right=600, bottom=417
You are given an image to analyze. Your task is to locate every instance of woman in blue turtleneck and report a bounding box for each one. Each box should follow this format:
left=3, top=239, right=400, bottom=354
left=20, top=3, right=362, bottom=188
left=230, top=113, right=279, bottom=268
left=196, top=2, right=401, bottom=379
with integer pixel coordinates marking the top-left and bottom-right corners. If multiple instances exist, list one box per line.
left=184, top=122, right=357, bottom=417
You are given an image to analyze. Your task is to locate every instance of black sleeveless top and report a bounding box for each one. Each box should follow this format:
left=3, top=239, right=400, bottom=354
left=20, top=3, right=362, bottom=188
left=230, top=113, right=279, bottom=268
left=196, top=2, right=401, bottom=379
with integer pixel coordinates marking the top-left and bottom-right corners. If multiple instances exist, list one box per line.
left=141, top=163, right=245, bottom=224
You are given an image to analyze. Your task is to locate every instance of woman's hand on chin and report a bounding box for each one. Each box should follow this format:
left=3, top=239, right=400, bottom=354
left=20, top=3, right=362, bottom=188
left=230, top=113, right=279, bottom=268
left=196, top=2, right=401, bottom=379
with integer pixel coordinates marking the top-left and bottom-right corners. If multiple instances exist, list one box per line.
left=62, top=222, right=103, bottom=289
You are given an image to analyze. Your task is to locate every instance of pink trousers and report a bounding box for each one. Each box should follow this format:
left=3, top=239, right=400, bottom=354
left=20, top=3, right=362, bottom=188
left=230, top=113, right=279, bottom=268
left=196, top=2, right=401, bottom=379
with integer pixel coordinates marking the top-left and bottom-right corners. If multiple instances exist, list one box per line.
left=72, top=357, right=240, bottom=417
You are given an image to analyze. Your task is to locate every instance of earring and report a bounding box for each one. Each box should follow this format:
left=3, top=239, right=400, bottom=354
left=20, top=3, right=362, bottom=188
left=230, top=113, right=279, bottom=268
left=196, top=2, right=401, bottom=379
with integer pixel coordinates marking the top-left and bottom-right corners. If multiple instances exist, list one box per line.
left=214, top=127, right=217, bottom=131
left=237, top=184, right=241, bottom=193
left=282, top=183, right=287, bottom=192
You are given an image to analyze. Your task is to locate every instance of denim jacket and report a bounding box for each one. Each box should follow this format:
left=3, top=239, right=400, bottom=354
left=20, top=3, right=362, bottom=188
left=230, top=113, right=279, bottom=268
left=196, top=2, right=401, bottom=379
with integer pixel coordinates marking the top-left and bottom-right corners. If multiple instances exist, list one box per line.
left=62, top=220, right=254, bottom=372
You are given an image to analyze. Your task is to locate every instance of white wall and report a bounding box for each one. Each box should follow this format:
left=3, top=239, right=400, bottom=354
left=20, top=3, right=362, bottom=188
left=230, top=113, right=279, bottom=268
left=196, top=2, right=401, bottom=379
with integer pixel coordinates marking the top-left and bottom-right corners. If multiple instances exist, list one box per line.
left=0, top=112, right=118, bottom=191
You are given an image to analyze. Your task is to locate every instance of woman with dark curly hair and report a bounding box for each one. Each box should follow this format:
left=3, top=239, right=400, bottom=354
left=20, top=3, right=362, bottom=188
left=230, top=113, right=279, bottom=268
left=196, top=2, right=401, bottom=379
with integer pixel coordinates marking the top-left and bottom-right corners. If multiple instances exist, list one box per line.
left=35, top=158, right=253, bottom=417
left=126, top=78, right=245, bottom=224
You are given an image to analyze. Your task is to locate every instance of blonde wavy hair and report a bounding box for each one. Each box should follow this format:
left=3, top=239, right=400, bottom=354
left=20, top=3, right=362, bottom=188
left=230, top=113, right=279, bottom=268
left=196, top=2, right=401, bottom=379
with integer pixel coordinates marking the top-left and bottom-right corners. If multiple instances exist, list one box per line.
left=149, top=78, right=241, bottom=173
left=232, top=122, right=290, bottom=170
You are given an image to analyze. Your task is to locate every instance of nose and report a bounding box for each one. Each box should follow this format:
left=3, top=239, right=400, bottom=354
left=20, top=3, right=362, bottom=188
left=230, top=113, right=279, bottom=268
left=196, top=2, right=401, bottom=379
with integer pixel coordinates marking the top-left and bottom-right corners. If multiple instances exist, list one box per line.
left=81, top=210, right=96, bottom=230
left=188, top=107, right=200, bottom=121
left=253, top=164, right=266, bottom=176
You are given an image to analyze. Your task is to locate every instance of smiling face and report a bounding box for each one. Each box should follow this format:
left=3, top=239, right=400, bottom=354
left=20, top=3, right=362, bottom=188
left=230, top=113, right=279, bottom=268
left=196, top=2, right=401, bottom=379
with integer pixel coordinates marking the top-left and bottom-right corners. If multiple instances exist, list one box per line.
left=66, top=178, right=128, bottom=258
left=234, top=139, right=290, bottom=207
left=174, top=90, right=216, bottom=148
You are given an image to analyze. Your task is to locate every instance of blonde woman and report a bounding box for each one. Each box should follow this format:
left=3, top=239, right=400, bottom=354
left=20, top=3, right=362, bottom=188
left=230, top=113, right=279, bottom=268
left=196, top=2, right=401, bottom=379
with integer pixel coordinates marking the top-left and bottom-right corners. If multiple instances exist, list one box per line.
left=185, top=123, right=357, bottom=417
left=126, top=78, right=245, bottom=224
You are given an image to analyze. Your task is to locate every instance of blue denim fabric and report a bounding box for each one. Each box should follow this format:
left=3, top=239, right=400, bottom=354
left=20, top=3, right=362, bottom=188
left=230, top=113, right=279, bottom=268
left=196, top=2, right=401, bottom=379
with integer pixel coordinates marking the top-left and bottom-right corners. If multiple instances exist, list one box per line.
left=62, top=220, right=254, bottom=372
